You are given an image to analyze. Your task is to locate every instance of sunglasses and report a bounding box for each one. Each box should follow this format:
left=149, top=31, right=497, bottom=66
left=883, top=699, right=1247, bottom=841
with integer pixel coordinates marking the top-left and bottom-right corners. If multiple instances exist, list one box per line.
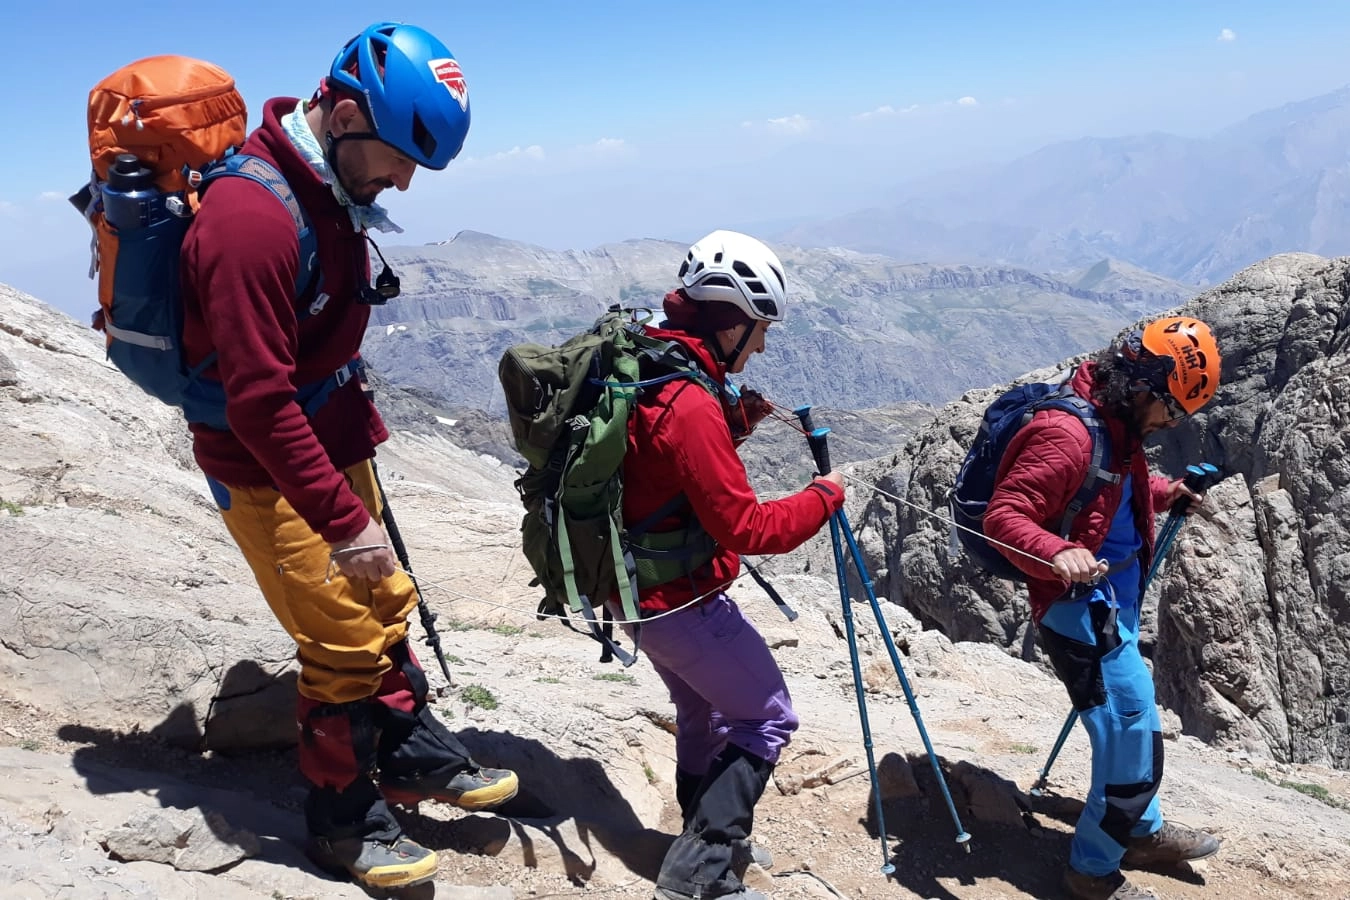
left=356, top=234, right=401, bottom=305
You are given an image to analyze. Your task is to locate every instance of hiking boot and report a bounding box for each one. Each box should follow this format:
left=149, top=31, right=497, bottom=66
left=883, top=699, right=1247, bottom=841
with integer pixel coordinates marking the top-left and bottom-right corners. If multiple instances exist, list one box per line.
left=1062, top=868, right=1157, bottom=900
left=307, top=832, right=438, bottom=889
left=654, top=888, right=768, bottom=900
left=381, top=764, right=519, bottom=811
left=732, top=838, right=773, bottom=870
left=1123, top=820, right=1221, bottom=868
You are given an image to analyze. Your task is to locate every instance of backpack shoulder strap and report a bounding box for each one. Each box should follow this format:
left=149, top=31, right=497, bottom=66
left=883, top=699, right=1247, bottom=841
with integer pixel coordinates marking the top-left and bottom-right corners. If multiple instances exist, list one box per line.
left=199, top=154, right=320, bottom=307
left=1033, top=385, right=1122, bottom=538
left=627, top=330, right=721, bottom=398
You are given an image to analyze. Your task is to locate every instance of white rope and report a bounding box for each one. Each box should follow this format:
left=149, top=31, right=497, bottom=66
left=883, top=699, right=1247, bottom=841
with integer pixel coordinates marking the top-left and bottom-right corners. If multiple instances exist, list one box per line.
left=367, top=414, right=1082, bottom=632
left=388, top=552, right=788, bottom=628
left=837, top=470, right=1059, bottom=573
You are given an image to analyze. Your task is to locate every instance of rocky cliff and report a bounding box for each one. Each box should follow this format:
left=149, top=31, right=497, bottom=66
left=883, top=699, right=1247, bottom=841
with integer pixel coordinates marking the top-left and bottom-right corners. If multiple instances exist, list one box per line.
left=842, top=252, right=1350, bottom=769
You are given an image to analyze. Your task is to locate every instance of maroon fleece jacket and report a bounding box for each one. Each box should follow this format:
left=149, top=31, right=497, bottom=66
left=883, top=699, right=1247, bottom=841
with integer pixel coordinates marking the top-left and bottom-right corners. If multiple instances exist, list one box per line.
left=180, top=98, right=386, bottom=543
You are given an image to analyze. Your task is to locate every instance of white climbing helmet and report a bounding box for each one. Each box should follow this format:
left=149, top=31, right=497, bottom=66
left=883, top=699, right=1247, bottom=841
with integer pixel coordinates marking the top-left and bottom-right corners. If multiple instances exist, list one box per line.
left=678, top=230, right=787, bottom=323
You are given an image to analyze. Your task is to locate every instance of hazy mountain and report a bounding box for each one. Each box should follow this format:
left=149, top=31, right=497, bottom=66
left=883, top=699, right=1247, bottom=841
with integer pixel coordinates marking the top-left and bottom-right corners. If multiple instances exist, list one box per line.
left=364, top=232, right=1193, bottom=415
left=781, top=87, right=1350, bottom=285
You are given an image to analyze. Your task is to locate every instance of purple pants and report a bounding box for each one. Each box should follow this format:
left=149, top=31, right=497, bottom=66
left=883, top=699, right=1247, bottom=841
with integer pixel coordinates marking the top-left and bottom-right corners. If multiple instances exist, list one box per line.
left=622, top=595, right=798, bottom=774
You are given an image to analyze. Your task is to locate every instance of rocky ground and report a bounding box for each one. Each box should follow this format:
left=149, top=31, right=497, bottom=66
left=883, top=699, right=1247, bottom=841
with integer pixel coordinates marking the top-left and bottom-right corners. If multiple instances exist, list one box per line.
left=4, top=593, right=1350, bottom=900
left=4, top=279, right=1350, bottom=899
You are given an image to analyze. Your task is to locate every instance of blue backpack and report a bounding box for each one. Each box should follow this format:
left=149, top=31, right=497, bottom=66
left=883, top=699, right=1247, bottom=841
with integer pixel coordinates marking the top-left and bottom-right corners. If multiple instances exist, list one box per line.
left=75, top=55, right=357, bottom=431
left=949, top=380, right=1120, bottom=580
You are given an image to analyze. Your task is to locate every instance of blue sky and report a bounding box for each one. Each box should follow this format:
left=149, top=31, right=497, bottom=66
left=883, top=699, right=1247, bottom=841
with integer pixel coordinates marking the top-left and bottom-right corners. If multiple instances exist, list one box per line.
left=3, top=0, right=1350, bottom=315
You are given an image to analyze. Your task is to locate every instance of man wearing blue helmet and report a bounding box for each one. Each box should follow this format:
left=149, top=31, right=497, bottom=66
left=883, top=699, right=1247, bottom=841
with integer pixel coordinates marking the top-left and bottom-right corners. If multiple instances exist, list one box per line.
left=179, top=22, right=515, bottom=890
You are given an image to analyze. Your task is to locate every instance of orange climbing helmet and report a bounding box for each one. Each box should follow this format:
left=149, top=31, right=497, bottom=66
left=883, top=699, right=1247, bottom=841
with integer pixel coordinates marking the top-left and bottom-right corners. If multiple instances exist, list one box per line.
left=1119, top=316, right=1221, bottom=416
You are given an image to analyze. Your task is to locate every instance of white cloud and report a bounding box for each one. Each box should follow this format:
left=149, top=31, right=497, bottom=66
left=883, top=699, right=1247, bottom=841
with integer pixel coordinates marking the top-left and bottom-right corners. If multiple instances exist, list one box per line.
left=853, top=103, right=919, bottom=121
left=454, top=144, right=547, bottom=168
left=1218, top=28, right=1236, bottom=42
left=492, top=145, right=546, bottom=162
left=743, top=114, right=814, bottom=134
left=957, top=96, right=979, bottom=107
left=39, top=191, right=66, bottom=202
left=587, top=137, right=628, bottom=153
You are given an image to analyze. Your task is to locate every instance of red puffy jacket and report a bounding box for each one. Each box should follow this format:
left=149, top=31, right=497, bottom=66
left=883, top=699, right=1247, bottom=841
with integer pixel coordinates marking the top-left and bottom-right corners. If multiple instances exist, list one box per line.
left=623, top=327, right=844, bottom=613
left=983, top=361, right=1172, bottom=623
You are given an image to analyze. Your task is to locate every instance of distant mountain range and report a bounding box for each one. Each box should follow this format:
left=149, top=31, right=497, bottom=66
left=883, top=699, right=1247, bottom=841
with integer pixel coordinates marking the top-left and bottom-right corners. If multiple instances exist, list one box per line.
left=364, top=233, right=1191, bottom=413
left=779, top=87, right=1350, bottom=285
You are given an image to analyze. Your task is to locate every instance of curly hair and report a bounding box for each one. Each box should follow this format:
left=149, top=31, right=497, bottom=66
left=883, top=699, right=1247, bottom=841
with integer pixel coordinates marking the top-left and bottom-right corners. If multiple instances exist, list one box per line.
left=1088, top=346, right=1145, bottom=419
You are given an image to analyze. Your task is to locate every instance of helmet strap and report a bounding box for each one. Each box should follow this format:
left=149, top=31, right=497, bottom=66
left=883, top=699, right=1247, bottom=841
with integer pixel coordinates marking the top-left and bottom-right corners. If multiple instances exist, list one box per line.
left=723, top=322, right=758, bottom=373
left=323, top=130, right=383, bottom=206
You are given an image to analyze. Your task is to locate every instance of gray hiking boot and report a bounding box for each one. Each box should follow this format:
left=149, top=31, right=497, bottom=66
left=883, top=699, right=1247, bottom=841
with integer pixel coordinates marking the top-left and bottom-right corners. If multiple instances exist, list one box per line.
left=381, top=764, right=519, bottom=811
left=307, top=832, right=438, bottom=889
left=1062, top=868, right=1157, bottom=899
left=654, top=888, right=768, bottom=900
left=1122, top=820, right=1221, bottom=868
left=733, top=838, right=773, bottom=870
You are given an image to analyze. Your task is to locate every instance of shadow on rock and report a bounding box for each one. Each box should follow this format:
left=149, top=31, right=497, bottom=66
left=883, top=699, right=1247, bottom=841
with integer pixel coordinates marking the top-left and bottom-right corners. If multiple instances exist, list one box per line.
left=858, top=751, right=1071, bottom=900
left=57, top=662, right=671, bottom=891
left=398, top=727, right=672, bottom=885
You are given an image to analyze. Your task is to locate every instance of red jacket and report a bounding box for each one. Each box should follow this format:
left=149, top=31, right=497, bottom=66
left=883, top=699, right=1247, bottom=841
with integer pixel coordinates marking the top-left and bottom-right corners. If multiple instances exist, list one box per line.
left=622, top=327, right=844, bottom=613
left=180, top=98, right=386, bottom=543
left=983, top=361, right=1172, bottom=623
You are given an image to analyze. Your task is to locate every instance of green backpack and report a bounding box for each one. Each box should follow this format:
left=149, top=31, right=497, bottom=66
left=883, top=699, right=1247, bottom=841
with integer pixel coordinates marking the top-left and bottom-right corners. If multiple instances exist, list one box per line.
left=498, top=307, right=720, bottom=664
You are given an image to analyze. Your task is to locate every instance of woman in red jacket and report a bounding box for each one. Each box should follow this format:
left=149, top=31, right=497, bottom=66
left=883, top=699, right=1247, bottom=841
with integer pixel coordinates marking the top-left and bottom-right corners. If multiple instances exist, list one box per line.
left=620, top=231, right=845, bottom=900
left=985, top=317, right=1223, bottom=900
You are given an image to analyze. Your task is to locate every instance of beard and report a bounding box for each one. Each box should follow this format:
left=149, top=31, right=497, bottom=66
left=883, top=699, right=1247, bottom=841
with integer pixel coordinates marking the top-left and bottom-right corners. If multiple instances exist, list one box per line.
left=332, top=140, right=393, bottom=207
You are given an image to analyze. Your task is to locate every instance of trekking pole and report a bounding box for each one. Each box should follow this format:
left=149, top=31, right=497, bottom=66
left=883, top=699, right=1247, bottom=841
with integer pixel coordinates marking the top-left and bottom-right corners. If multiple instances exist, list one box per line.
left=1028, top=462, right=1218, bottom=797
left=372, top=461, right=456, bottom=690
left=796, top=406, right=971, bottom=862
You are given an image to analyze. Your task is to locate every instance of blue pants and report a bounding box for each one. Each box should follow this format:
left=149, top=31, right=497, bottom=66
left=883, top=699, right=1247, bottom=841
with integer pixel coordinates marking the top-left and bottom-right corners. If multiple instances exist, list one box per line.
left=621, top=594, right=798, bottom=773
left=1040, top=595, right=1163, bottom=876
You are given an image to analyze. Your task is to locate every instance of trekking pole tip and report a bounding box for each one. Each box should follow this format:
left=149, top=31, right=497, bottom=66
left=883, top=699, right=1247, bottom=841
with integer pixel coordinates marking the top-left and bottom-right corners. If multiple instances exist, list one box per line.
left=880, top=861, right=896, bottom=875
left=956, top=830, right=972, bottom=849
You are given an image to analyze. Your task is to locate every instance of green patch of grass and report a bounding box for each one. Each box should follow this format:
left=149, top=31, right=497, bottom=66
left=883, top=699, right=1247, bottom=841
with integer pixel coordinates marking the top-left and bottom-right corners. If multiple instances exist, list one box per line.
left=1251, top=770, right=1345, bottom=808
left=1008, top=742, right=1039, bottom=754
left=536, top=676, right=562, bottom=684
left=592, top=672, right=637, bottom=685
left=643, top=762, right=656, bottom=784
left=460, top=684, right=498, bottom=711
left=444, top=620, right=476, bottom=632
left=1, top=500, right=24, bottom=516
left=19, top=739, right=41, bottom=752
left=444, top=654, right=463, bottom=666
left=490, top=623, right=525, bottom=637
left=1284, top=781, right=1339, bottom=806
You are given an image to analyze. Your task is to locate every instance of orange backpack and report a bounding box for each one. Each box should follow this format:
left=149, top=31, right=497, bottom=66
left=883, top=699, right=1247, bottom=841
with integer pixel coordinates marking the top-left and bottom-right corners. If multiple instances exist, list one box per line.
left=77, top=55, right=246, bottom=342
left=73, top=56, right=326, bottom=429
left=87, top=55, right=247, bottom=194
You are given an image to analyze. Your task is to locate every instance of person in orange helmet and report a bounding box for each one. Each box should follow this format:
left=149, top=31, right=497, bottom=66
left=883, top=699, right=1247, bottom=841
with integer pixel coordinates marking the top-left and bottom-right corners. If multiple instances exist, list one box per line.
left=984, top=317, right=1223, bottom=900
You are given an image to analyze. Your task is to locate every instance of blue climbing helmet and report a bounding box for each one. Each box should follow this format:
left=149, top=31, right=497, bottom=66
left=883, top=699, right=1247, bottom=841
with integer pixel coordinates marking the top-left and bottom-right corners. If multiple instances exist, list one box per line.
left=328, top=22, right=471, bottom=170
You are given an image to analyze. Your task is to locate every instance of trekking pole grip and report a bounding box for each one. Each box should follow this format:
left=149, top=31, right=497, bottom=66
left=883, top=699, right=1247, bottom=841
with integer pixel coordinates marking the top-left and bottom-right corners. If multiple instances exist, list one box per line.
left=808, top=427, right=833, bottom=476
left=793, top=405, right=833, bottom=475
left=1170, top=463, right=1214, bottom=515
